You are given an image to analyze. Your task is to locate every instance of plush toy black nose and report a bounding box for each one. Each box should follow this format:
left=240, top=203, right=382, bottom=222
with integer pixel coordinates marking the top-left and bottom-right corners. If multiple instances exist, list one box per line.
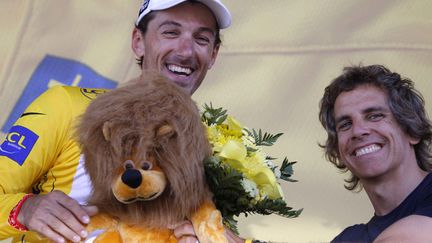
left=121, top=169, right=142, bottom=189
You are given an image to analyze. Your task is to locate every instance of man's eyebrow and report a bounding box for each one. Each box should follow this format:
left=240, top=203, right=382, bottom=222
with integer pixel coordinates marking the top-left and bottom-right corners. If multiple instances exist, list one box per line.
left=158, top=20, right=181, bottom=29
left=363, top=106, right=387, bottom=114
left=335, top=115, right=350, bottom=125
left=158, top=21, right=215, bottom=36
left=197, top=26, right=216, bottom=36
left=335, top=106, right=387, bottom=124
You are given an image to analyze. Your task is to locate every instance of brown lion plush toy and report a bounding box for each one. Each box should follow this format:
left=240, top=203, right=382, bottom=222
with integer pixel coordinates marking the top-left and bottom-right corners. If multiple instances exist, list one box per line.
left=76, top=73, right=227, bottom=243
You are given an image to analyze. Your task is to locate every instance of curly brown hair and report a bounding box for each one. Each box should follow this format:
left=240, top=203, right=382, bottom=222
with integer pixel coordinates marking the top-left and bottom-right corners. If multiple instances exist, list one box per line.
left=319, top=64, right=432, bottom=191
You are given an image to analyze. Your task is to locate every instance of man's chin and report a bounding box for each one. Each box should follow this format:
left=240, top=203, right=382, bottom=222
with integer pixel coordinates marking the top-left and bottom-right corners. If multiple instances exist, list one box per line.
left=170, top=78, right=195, bottom=93
left=171, top=80, right=188, bottom=89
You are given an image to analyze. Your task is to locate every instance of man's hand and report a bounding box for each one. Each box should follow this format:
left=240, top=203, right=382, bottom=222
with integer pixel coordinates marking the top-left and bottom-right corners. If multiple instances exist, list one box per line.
left=173, top=220, right=246, bottom=243
left=18, top=190, right=98, bottom=243
left=225, top=227, right=247, bottom=243
left=173, top=221, right=197, bottom=243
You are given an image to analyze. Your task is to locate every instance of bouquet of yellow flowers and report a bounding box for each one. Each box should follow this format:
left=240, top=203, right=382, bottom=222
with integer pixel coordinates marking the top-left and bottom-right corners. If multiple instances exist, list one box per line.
left=201, top=104, right=302, bottom=232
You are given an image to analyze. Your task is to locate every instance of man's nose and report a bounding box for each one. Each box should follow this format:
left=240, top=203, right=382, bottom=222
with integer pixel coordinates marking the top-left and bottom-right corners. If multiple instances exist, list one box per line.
left=176, top=36, right=194, bottom=58
left=351, top=120, right=370, bottom=139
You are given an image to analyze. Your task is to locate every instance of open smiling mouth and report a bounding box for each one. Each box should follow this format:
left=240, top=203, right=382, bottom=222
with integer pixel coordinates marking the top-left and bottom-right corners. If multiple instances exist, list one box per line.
left=354, top=144, right=382, bottom=157
left=167, top=64, right=193, bottom=76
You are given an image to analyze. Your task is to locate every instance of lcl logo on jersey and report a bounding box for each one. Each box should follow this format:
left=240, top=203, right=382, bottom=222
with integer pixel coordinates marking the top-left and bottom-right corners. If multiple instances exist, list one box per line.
left=0, top=126, right=39, bottom=166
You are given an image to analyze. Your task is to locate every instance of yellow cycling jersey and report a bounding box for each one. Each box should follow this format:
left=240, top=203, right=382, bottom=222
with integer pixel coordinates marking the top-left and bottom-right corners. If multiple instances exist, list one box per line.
left=0, top=85, right=107, bottom=242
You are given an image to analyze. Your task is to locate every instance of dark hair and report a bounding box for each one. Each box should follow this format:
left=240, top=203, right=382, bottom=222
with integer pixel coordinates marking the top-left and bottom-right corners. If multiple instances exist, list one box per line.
left=319, top=64, right=432, bottom=191
left=135, top=1, right=222, bottom=67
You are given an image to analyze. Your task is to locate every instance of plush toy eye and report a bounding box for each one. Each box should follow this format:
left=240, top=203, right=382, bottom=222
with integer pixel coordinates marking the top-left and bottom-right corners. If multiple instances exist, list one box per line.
left=124, top=160, right=135, bottom=170
left=141, top=161, right=152, bottom=171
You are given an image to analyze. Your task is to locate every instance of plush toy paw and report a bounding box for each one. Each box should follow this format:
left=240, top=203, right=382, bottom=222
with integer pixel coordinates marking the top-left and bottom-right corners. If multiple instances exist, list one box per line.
left=192, top=200, right=228, bottom=243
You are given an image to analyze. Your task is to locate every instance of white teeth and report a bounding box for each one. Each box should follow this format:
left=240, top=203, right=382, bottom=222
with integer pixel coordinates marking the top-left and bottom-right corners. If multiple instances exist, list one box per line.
left=355, top=144, right=381, bottom=156
left=167, top=64, right=192, bottom=75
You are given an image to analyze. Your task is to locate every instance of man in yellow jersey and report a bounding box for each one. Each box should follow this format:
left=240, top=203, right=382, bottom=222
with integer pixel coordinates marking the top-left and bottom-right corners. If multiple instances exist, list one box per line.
left=0, top=1, right=248, bottom=242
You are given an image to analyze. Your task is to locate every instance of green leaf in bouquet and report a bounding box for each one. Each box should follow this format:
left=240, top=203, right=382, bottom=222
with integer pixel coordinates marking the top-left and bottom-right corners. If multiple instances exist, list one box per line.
left=252, top=198, right=303, bottom=218
left=280, top=157, right=298, bottom=182
left=246, top=146, right=258, bottom=153
left=245, top=128, right=283, bottom=147
left=202, top=103, right=228, bottom=126
left=204, top=156, right=253, bottom=231
left=222, top=215, right=240, bottom=234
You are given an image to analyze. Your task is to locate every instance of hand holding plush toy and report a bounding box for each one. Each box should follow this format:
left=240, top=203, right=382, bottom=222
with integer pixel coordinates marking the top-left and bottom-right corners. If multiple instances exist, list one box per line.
left=77, top=73, right=227, bottom=243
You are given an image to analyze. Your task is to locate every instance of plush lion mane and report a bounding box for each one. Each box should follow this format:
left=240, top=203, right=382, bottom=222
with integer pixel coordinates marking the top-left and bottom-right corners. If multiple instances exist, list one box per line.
left=76, top=73, right=212, bottom=227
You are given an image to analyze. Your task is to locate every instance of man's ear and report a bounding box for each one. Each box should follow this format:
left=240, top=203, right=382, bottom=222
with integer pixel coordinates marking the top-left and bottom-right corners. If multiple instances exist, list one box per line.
left=102, top=121, right=113, bottom=141
left=156, top=124, right=176, bottom=139
left=132, top=28, right=145, bottom=58
left=409, top=136, right=420, bottom=146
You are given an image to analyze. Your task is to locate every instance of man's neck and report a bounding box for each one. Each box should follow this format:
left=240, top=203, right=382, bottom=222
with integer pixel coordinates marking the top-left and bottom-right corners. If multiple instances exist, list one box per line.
left=362, top=165, right=428, bottom=216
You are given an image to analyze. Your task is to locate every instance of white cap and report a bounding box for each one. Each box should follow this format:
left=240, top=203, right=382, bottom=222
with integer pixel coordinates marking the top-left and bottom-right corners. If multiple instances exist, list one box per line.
left=135, top=0, right=231, bottom=29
